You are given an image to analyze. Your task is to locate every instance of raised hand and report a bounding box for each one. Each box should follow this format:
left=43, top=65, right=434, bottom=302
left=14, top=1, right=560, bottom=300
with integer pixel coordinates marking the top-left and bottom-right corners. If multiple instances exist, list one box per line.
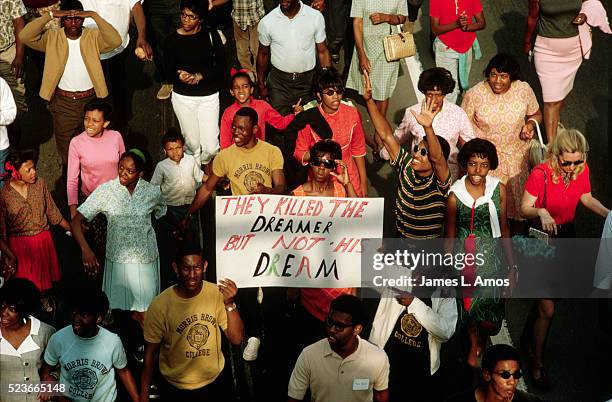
left=218, top=278, right=238, bottom=305
left=410, top=96, right=440, bottom=128
left=292, top=98, right=303, bottom=115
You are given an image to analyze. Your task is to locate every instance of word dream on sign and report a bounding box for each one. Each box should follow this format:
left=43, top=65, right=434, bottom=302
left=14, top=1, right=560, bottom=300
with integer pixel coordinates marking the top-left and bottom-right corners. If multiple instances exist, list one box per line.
left=216, top=195, right=384, bottom=288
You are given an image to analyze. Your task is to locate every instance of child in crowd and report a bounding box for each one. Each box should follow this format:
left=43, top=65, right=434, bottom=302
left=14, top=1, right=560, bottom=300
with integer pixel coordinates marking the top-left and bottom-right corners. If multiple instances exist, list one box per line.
left=219, top=70, right=303, bottom=149
left=151, top=129, right=204, bottom=245
left=40, top=288, right=139, bottom=402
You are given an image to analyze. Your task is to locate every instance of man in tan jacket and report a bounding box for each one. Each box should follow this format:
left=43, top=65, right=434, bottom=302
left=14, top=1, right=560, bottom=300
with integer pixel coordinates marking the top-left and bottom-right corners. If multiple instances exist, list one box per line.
left=19, top=0, right=121, bottom=166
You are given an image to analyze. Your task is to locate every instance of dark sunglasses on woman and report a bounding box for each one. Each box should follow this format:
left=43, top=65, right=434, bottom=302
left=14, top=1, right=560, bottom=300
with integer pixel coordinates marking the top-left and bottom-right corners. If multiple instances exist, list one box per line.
left=559, top=159, right=584, bottom=167
left=310, top=157, right=337, bottom=169
left=413, top=145, right=428, bottom=156
left=321, top=88, right=344, bottom=96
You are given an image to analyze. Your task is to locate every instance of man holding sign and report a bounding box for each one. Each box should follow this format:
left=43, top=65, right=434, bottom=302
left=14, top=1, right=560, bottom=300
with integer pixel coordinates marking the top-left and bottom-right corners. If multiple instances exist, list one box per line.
left=183, top=106, right=286, bottom=223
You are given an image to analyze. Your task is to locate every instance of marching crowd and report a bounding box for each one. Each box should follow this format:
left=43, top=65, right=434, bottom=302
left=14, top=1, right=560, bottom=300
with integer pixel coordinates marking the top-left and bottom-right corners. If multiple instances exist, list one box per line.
left=0, top=0, right=611, bottom=401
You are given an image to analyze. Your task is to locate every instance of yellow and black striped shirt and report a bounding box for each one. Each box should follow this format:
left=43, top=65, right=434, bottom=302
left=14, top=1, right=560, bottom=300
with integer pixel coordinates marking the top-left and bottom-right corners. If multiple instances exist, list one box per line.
left=391, top=147, right=451, bottom=239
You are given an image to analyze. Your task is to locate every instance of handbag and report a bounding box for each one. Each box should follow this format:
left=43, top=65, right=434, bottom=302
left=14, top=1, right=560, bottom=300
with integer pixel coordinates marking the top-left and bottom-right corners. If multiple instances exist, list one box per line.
left=383, top=24, right=416, bottom=62
left=527, top=118, right=546, bottom=169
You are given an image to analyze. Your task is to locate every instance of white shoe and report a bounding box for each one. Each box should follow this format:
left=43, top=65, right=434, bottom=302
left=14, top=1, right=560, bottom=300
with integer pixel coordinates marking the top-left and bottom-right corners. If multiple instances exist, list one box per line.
left=243, top=337, right=261, bottom=361
left=156, top=84, right=173, bottom=100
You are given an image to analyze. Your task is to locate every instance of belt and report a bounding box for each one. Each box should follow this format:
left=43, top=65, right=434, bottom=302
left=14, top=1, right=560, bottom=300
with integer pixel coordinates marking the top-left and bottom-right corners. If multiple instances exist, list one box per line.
left=272, top=66, right=314, bottom=81
left=55, top=87, right=96, bottom=100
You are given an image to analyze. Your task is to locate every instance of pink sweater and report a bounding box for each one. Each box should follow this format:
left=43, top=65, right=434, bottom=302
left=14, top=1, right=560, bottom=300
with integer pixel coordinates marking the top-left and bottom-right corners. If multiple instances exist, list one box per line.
left=219, top=98, right=294, bottom=149
left=67, top=129, right=125, bottom=206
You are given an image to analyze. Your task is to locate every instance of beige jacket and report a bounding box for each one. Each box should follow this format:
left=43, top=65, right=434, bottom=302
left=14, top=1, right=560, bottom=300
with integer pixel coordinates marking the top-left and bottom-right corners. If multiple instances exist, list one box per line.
left=19, top=12, right=121, bottom=100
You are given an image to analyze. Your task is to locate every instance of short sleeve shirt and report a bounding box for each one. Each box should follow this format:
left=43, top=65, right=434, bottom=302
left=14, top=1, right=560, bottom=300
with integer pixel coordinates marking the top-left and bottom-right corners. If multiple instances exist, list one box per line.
left=77, top=178, right=167, bottom=263
left=44, top=326, right=127, bottom=402
left=429, top=0, right=482, bottom=53
left=0, top=0, right=27, bottom=52
left=391, top=146, right=451, bottom=239
left=258, top=2, right=326, bottom=73
left=524, top=162, right=591, bottom=225
left=212, top=140, right=284, bottom=195
left=150, top=154, right=204, bottom=206
left=144, top=282, right=228, bottom=390
left=288, top=337, right=389, bottom=402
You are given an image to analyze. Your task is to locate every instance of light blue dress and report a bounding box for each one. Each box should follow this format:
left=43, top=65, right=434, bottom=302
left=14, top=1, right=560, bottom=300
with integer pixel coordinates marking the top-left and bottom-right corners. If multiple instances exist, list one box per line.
left=78, top=178, right=167, bottom=311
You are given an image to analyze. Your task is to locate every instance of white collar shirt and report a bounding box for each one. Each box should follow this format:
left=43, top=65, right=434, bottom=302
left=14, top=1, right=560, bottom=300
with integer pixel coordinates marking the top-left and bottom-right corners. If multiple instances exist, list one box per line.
left=150, top=154, right=204, bottom=206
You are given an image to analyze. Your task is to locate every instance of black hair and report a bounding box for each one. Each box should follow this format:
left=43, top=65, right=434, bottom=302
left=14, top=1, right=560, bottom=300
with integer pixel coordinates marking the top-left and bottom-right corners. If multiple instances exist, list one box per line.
left=120, top=150, right=146, bottom=173
left=235, top=106, right=259, bottom=126
left=179, top=0, right=208, bottom=19
left=482, top=344, right=521, bottom=373
left=313, top=67, right=344, bottom=94
left=161, top=127, right=186, bottom=147
left=421, top=136, right=451, bottom=162
left=329, top=294, right=365, bottom=326
left=84, top=98, right=113, bottom=121
left=231, top=71, right=254, bottom=88
left=458, top=138, right=499, bottom=170
left=174, top=241, right=203, bottom=263
left=4, top=149, right=37, bottom=179
left=0, top=278, right=42, bottom=320
left=68, top=286, right=109, bottom=316
left=310, top=139, right=342, bottom=161
left=417, top=67, right=456, bottom=95
left=60, top=0, right=84, bottom=11
left=484, top=53, right=522, bottom=81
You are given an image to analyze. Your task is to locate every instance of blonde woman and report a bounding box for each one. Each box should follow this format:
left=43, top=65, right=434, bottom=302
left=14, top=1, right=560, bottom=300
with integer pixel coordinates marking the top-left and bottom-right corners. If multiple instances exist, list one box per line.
left=519, top=126, right=608, bottom=388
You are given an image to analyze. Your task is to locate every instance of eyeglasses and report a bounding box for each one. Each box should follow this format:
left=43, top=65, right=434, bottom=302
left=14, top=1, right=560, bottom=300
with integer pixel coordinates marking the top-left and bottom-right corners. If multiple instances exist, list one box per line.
left=559, top=159, right=584, bottom=167
left=310, top=157, right=336, bottom=169
left=181, top=12, right=199, bottom=21
left=325, top=316, right=353, bottom=330
left=494, top=370, right=523, bottom=380
left=321, top=88, right=344, bottom=96
left=412, top=145, right=428, bottom=157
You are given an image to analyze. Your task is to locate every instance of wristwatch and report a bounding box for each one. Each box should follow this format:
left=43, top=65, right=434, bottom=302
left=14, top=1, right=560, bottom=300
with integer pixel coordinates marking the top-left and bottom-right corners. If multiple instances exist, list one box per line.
left=225, top=302, right=237, bottom=312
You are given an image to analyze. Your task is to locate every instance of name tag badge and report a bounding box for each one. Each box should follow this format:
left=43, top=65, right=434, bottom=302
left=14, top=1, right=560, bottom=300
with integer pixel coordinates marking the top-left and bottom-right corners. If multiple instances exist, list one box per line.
left=352, top=378, right=370, bottom=391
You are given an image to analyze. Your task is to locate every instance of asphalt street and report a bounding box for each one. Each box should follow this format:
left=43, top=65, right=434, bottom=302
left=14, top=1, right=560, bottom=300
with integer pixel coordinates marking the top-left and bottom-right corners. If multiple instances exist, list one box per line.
left=11, top=0, right=612, bottom=401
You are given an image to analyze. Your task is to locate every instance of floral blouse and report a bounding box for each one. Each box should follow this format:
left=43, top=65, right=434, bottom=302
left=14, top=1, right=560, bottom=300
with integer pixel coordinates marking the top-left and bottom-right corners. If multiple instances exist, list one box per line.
left=77, top=178, right=167, bottom=264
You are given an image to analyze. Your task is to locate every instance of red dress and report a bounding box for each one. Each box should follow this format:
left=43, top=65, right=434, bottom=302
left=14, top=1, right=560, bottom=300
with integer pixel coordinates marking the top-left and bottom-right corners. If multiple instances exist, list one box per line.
left=293, top=103, right=367, bottom=197
left=0, top=178, right=62, bottom=291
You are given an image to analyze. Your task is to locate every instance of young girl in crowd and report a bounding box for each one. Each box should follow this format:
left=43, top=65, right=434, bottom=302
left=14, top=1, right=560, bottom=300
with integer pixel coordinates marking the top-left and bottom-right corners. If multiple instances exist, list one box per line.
left=0, top=150, right=71, bottom=292
left=445, top=139, right=516, bottom=369
left=219, top=70, right=302, bottom=149
left=67, top=99, right=125, bottom=272
left=70, top=150, right=167, bottom=326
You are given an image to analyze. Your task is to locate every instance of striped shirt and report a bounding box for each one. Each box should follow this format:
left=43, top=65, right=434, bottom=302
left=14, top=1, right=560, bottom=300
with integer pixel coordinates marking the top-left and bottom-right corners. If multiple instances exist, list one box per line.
left=391, top=146, right=451, bottom=239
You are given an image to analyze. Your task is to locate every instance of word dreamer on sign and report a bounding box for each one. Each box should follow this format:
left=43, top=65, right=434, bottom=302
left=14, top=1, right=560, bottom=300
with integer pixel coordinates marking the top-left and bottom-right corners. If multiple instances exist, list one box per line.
left=220, top=195, right=369, bottom=219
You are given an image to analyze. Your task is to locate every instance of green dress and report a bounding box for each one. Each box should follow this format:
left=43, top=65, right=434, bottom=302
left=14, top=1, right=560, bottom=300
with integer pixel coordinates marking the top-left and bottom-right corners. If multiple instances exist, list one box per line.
left=453, top=182, right=505, bottom=324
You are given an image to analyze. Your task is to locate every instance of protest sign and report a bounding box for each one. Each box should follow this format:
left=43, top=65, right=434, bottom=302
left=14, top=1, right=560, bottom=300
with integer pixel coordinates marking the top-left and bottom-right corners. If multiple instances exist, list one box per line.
left=216, top=194, right=384, bottom=288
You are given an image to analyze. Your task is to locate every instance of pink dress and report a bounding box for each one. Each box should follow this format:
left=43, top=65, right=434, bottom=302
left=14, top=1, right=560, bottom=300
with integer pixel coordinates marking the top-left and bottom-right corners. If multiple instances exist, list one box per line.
left=461, top=80, right=540, bottom=220
left=293, top=103, right=367, bottom=197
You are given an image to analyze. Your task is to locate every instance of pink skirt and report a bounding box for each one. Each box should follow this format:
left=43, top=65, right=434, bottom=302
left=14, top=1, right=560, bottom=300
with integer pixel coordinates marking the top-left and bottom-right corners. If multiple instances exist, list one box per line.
left=534, top=35, right=582, bottom=102
left=9, top=230, right=61, bottom=291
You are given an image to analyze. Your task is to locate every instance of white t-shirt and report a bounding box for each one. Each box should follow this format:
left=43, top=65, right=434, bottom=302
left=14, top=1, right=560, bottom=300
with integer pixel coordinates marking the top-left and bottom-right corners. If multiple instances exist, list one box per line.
left=57, top=38, right=94, bottom=91
left=258, top=1, right=326, bottom=73
left=0, top=77, right=16, bottom=150
left=81, top=0, right=140, bottom=59
left=44, top=326, right=128, bottom=402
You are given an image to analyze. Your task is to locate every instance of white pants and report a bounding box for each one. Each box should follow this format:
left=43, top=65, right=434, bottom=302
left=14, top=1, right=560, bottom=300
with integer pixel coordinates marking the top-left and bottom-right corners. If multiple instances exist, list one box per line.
left=171, top=91, right=220, bottom=165
left=433, top=38, right=473, bottom=104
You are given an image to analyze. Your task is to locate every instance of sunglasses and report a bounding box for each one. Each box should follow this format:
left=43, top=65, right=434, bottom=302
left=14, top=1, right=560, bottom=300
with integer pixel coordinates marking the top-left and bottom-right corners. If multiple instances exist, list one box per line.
left=321, top=88, right=344, bottom=96
left=310, top=157, right=337, bottom=169
left=412, top=145, right=428, bottom=157
left=494, top=370, right=523, bottom=380
left=325, top=316, right=354, bottom=330
left=559, top=159, right=584, bottom=167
